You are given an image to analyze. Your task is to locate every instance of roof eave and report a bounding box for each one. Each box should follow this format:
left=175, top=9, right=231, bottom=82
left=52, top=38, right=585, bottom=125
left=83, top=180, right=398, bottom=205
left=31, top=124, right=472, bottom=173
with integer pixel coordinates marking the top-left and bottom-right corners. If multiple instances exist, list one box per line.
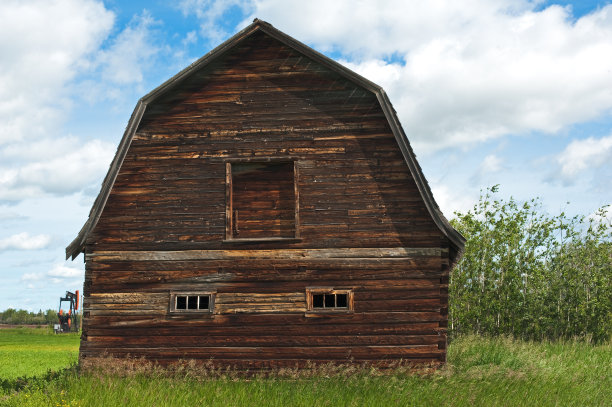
left=65, top=100, right=147, bottom=260
left=375, top=90, right=466, bottom=255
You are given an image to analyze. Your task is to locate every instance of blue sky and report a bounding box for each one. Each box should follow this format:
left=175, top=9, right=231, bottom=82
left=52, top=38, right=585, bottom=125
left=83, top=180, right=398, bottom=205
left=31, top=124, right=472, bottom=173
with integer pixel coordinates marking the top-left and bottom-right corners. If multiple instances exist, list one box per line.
left=1, top=0, right=611, bottom=311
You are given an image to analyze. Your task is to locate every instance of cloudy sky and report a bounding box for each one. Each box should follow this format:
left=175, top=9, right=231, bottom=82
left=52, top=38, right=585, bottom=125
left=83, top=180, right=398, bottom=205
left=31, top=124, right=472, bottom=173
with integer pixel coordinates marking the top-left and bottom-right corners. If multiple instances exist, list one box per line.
left=1, top=0, right=611, bottom=311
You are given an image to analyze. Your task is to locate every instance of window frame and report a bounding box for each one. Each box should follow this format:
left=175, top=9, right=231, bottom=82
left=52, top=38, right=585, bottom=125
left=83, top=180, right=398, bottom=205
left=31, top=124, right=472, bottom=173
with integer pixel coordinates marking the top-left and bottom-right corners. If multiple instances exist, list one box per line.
left=169, top=291, right=216, bottom=314
left=224, top=158, right=300, bottom=242
left=306, top=287, right=354, bottom=313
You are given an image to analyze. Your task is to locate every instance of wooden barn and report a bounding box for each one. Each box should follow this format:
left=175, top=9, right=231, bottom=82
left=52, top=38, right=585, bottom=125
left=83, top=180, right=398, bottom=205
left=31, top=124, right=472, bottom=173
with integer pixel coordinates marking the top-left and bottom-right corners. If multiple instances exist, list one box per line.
left=67, top=19, right=465, bottom=369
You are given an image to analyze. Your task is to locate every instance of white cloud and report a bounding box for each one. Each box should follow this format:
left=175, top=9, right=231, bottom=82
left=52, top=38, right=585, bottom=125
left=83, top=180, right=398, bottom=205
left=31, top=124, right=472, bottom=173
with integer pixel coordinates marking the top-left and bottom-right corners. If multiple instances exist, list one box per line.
left=0, top=232, right=51, bottom=251
left=206, top=0, right=612, bottom=153
left=20, top=263, right=83, bottom=286
left=179, top=0, right=252, bottom=43
left=431, top=183, right=476, bottom=219
left=73, top=10, right=164, bottom=105
left=554, top=134, right=612, bottom=184
left=0, top=212, right=27, bottom=223
left=0, top=2, right=157, bottom=204
left=98, top=11, right=161, bottom=85
left=183, top=30, right=198, bottom=47
left=482, top=155, right=503, bottom=173
left=21, top=272, right=44, bottom=282
left=0, top=137, right=115, bottom=202
left=470, top=154, right=504, bottom=185
left=0, top=0, right=114, bottom=145
left=47, top=264, right=83, bottom=279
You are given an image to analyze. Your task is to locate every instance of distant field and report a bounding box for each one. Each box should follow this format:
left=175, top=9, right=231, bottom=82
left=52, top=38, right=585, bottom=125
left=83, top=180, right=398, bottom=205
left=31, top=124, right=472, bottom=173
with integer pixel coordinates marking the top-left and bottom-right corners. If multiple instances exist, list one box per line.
left=0, top=328, right=610, bottom=406
left=0, top=327, right=79, bottom=380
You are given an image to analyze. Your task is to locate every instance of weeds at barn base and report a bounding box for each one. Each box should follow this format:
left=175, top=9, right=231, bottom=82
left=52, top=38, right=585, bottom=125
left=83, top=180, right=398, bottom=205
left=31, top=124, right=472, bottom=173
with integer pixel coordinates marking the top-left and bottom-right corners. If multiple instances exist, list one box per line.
left=80, top=354, right=442, bottom=380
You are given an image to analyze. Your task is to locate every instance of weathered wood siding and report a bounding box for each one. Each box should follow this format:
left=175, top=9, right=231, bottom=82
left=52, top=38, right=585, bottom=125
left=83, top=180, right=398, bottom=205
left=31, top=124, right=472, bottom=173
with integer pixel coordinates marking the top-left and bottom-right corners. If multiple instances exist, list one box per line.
left=81, top=31, right=452, bottom=367
left=81, top=249, right=450, bottom=366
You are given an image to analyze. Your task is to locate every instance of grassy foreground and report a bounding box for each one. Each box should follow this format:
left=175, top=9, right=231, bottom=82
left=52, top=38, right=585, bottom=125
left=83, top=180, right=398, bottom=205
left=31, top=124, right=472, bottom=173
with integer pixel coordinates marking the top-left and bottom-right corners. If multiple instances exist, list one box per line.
left=0, top=329, right=610, bottom=406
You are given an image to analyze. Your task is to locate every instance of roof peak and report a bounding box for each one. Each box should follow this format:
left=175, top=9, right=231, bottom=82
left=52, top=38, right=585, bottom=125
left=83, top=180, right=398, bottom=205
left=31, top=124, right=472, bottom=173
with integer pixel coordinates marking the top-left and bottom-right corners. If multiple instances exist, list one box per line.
left=252, top=18, right=271, bottom=26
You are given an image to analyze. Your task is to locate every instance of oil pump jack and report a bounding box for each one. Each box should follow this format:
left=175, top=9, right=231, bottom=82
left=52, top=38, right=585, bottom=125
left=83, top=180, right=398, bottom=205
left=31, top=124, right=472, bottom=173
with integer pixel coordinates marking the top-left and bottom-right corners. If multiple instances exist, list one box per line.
left=55, top=290, right=80, bottom=333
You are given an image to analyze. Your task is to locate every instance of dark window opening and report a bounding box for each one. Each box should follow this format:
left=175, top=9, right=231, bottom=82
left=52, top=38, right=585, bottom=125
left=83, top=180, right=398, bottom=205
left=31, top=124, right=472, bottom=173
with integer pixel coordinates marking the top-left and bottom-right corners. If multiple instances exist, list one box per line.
left=198, top=295, right=209, bottom=310
left=187, top=296, right=198, bottom=310
left=172, top=294, right=213, bottom=312
left=336, top=293, right=348, bottom=308
left=312, top=294, right=324, bottom=308
left=309, top=289, right=352, bottom=311
left=228, top=161, right=296, bottom=239
left=176, top=296, right=187, bottom=310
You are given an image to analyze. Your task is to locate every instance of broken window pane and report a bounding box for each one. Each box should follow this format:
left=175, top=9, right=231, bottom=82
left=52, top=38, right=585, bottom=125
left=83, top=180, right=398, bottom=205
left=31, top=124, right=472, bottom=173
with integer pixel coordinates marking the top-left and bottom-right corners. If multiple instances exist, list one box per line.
left=324, top=294, right=335, bottom=308
left=336, top=293, right=348, bottom=308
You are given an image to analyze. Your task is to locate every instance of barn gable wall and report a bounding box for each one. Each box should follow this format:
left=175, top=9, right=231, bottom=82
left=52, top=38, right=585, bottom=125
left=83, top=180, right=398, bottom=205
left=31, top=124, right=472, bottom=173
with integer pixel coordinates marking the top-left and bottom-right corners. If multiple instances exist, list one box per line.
left=78, top=25, right=456, bottom=368
left=89, top=31, right=443, bottom=252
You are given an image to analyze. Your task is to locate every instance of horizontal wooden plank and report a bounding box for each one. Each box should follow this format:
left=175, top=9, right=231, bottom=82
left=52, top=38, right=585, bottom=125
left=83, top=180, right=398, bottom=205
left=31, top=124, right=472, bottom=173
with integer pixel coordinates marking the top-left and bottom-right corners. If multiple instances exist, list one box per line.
left=215, top=292, right=304, bottom=303
left=86, top=311, right=442, bottom=328
left=87, top=247, right=444, bottom=261
left=87, top=279, right=441, bottom=295
left=86, top=238, right=446, bottom=252
left=83, top=334, right=440, bottom=347
left=79, top=344, right=441, bottom=360
left=87, top=263, right=442, bottom=279
left=84, top=321, right=442, bottom=337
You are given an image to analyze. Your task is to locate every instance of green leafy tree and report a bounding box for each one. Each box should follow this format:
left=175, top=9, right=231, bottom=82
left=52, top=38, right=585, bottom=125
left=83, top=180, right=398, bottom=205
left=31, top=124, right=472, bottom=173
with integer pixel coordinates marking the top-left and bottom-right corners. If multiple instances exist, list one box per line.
left=450, top=186, right=611, bottom=343
left=0, top=308, right=60, bottom=326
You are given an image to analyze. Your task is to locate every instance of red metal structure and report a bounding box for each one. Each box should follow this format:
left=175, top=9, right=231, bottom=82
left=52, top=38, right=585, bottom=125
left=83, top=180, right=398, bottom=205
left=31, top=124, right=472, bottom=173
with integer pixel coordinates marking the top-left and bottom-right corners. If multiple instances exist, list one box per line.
left=55, top=290, right=79, bottom=333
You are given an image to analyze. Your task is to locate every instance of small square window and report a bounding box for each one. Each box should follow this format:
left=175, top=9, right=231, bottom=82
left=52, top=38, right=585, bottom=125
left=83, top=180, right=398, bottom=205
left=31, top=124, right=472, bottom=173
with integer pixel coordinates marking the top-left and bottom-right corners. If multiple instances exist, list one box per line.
left=170, top=293, right=214, bottom=313
left=307, top=289, right=352, bottom=312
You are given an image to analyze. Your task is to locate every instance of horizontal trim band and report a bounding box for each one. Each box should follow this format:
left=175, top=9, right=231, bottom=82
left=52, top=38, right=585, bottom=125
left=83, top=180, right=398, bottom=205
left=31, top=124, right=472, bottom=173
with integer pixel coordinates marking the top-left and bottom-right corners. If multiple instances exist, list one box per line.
left=87, top=247, right=445, bottom=261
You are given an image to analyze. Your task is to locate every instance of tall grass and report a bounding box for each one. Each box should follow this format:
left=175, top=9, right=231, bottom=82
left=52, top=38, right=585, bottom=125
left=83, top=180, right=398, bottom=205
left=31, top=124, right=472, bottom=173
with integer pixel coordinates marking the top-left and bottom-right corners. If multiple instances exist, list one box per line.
left=0, top=332, right=609, bottom=406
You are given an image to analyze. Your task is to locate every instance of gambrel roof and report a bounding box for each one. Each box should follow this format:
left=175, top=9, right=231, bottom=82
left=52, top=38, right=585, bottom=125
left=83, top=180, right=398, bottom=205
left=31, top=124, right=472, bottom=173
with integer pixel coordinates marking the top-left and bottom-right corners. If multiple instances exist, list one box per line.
left=66, top=19, right=465, bottom=261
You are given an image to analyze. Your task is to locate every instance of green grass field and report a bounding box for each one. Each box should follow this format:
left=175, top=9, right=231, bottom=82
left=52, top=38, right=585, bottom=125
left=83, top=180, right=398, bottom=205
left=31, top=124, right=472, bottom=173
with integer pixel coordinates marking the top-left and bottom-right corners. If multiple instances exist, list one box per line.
left=0, top=328, right=610, bottom=406
left=0, top=327, right=79, bottom=380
